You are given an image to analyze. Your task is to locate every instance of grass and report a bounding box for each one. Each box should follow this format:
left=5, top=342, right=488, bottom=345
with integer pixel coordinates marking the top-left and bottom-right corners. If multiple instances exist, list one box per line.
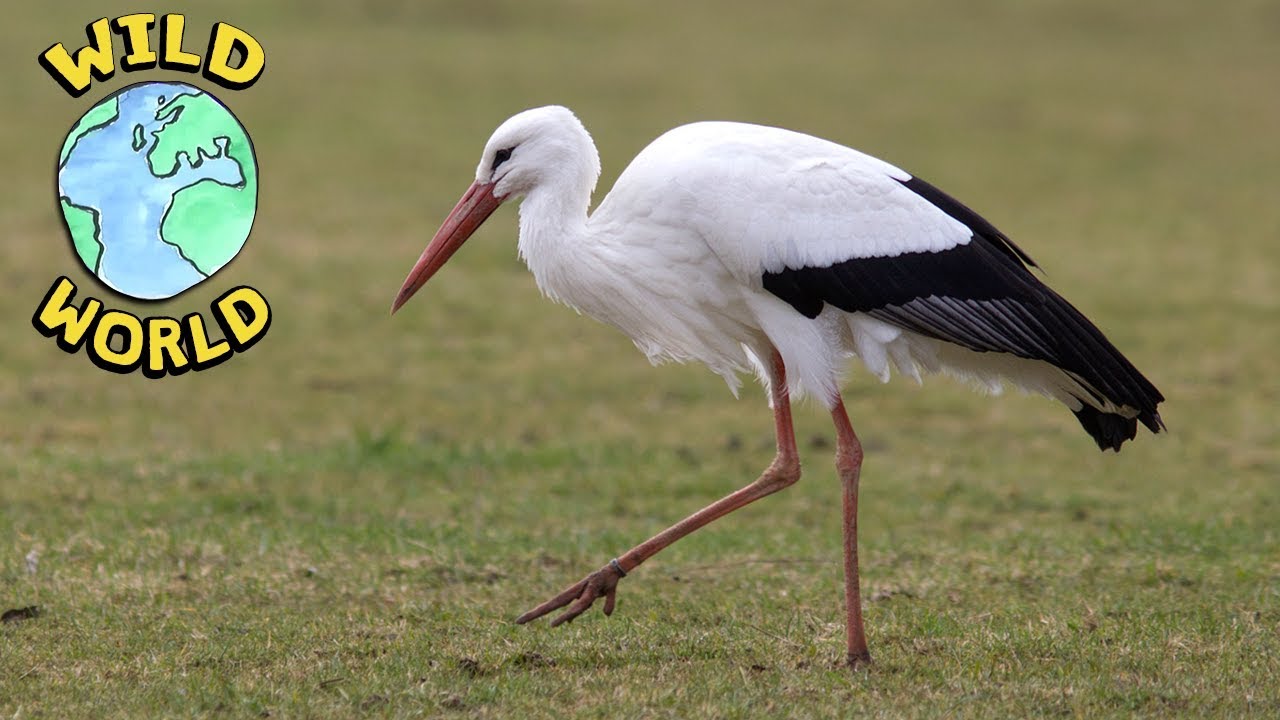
left=3, top=0, right=1279, bottom=717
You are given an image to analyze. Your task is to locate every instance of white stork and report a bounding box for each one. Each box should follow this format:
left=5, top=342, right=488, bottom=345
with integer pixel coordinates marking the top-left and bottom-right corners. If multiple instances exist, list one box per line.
left=391, top=106, right=1165, bottom=668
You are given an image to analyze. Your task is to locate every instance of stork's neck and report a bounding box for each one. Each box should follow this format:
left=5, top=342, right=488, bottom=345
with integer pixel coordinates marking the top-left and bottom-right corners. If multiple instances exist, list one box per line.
left=515, top=173, right=595, bottom=291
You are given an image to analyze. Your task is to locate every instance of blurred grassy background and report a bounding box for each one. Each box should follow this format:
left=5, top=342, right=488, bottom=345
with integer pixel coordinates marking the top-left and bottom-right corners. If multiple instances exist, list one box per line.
left=2, top=1, right=1278, bottom=717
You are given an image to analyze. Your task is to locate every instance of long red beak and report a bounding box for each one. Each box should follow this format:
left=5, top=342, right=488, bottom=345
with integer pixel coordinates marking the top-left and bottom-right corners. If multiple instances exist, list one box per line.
left=391, top=181, right=502, bottom=314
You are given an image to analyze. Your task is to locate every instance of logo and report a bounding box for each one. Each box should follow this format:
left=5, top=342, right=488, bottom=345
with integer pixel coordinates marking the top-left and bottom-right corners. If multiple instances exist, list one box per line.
left=32, top=14, right=270, bottom=378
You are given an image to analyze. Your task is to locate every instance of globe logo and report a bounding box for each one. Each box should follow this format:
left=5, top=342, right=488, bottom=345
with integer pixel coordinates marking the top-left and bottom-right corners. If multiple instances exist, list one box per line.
left=57, top=81, right=257, bottom=300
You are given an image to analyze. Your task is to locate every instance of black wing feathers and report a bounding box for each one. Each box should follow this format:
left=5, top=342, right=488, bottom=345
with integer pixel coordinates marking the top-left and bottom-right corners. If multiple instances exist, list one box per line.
left=761, top=174, right=1165, bottom=450
left=901, top=176, right=1040, bottom=270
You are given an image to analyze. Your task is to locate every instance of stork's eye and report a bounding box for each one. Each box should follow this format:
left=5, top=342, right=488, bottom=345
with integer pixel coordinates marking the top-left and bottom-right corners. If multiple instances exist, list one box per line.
left=492, top=147, right=514, bottom=171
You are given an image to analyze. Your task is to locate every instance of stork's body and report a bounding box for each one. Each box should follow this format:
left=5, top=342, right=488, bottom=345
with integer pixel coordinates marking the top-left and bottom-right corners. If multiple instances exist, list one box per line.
left=392, top=106, right=1165, bottom=667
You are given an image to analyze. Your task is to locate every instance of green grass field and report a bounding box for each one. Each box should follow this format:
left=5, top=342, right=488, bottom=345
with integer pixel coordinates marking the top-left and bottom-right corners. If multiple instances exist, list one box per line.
left=3, top=1, right=1279, bottom=717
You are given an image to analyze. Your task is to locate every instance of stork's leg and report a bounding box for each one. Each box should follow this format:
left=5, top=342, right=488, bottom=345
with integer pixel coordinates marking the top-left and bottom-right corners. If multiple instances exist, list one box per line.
left=831, top=395, right=871, bottom=668
left=516, top=350, right=800, bottom=627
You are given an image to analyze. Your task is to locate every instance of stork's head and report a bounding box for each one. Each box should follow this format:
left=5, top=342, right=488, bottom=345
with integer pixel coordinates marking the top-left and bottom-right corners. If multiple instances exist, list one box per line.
left=391, top=106, right=600, bottom=314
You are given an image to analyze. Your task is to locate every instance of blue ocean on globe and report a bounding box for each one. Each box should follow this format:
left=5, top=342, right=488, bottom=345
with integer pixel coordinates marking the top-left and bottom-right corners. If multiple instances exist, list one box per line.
left=58, top=82, right=254, bottom=300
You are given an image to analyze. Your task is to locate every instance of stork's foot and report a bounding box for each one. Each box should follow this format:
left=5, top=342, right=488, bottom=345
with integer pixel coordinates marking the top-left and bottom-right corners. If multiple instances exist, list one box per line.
left=846, top=650, right=872, bottom=671
left=515, top=560, right=626, bottom=627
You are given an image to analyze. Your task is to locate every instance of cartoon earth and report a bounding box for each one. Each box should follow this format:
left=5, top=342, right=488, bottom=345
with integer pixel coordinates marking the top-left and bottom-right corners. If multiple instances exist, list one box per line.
left=57, top=81, right=256, bottom=300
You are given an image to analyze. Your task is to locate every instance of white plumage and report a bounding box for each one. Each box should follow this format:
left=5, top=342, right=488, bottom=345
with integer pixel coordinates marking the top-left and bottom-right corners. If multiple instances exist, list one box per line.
left=391, top=105, right=1164, bottom=667
left=451, top=108, right=1101, bottom=414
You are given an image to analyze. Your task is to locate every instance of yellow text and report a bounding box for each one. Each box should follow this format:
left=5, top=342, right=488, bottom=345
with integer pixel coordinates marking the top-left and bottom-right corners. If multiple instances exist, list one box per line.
left=39, top=14, right=264, bottom=97
left=32, top=277, right=271, bottom=378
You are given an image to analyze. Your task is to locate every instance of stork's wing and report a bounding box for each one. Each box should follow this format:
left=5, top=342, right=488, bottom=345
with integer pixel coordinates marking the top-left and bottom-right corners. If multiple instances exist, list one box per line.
left=626, top=121, right=1163, bottom=434
left=762, top=174, right=1163, bottom=430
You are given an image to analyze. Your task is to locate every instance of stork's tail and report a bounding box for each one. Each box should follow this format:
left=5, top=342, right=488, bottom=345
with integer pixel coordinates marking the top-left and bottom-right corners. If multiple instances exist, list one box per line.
left=1065, top=337, right=1166, bottom=451
left=1071, top=402, right=1165, bottom=452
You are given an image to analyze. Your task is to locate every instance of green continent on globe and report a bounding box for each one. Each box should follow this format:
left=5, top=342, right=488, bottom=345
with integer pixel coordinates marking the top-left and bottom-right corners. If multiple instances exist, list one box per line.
left=61, top=198, right=102, bottom=272
left=148, top=91, right=257, bottom=276
left=59, top=96, right=119, bottom=167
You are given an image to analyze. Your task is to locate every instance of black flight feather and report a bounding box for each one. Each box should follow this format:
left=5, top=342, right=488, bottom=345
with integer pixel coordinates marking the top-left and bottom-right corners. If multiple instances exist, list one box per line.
left=761, top=174, right=1165, bottom=450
